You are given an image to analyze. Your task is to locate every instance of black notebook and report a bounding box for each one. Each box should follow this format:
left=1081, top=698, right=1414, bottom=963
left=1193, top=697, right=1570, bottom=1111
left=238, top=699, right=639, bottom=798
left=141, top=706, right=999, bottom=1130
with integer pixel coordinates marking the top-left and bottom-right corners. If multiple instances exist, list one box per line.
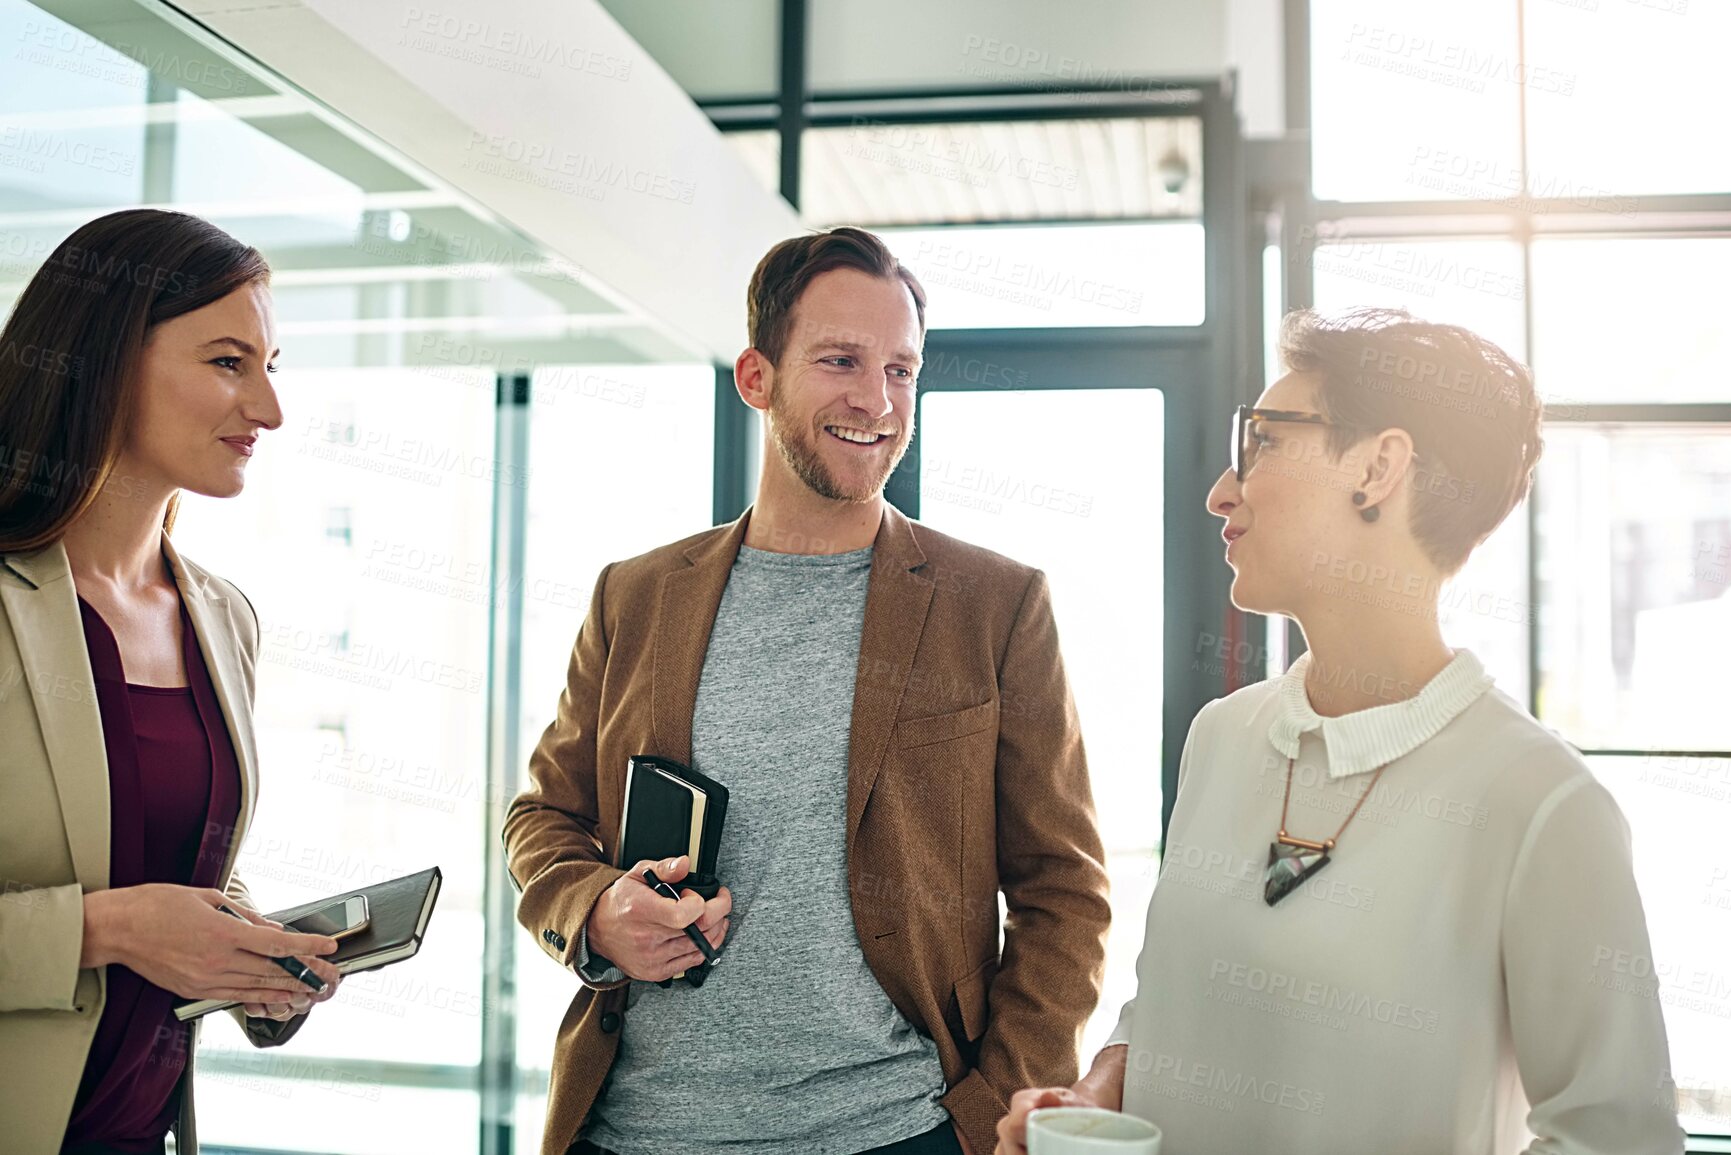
left=175, top=866, right=443, bottom=1021
left=616, top=756, right=728, bottom=887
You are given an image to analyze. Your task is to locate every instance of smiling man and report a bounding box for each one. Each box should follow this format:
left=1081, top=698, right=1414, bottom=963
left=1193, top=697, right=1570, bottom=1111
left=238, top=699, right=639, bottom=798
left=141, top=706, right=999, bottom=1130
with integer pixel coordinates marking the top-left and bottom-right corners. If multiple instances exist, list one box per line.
left=505, top=226, right=1111, bottom=1155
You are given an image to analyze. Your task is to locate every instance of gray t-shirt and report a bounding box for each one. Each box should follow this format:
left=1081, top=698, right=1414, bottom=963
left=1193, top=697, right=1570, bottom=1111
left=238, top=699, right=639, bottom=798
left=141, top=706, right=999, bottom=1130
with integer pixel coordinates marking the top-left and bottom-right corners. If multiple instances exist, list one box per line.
left=581, top=543, right=950, bottom=1155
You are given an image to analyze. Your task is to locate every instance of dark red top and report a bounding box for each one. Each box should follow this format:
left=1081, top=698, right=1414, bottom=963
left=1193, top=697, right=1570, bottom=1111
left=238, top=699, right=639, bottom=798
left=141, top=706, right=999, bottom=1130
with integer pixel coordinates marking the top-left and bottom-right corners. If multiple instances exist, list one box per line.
left=63, top=593, right=243, bottom=1152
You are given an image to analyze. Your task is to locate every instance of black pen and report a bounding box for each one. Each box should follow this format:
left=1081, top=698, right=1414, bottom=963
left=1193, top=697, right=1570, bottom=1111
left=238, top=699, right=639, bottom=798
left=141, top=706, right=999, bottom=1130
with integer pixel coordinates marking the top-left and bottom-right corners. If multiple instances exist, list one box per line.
left=217, top=904, right=327, bottom=993
left=641, top=869, right=722, bottom=966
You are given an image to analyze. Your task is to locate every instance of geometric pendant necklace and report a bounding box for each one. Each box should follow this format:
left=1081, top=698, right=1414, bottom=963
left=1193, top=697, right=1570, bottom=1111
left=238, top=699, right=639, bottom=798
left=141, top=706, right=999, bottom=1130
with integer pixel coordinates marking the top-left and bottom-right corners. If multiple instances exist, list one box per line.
left=1264, top=756, right=1389, bottom=907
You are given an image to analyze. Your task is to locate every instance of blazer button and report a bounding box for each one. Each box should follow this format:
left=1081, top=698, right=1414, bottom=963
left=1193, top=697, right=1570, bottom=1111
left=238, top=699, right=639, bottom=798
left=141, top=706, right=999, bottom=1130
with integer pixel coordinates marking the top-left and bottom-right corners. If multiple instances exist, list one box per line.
left=541, top=928, right=553, bottom=942
left=600, top=1011, right=621, bottom=1033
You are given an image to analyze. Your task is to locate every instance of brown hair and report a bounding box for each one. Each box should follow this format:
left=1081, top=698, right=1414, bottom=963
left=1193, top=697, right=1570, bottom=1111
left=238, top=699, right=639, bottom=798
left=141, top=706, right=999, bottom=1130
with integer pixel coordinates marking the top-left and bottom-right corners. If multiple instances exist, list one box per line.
left=1278, top=306, right=1543, bottom=575
left=746, top=226, right=927, bottom=365
left=0, top=209, right=270, bottom=551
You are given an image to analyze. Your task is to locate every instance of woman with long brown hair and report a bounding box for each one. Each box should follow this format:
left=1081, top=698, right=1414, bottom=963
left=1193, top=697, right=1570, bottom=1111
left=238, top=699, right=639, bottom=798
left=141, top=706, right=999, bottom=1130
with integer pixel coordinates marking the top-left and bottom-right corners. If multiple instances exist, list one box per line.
left=0, top=209, right=343, bottom=1155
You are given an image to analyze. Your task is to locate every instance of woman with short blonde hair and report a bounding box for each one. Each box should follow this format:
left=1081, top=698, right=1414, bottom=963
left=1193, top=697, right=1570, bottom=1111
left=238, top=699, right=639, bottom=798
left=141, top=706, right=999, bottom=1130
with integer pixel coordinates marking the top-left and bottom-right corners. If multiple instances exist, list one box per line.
left=998, top=308, right=1681, bottom=1154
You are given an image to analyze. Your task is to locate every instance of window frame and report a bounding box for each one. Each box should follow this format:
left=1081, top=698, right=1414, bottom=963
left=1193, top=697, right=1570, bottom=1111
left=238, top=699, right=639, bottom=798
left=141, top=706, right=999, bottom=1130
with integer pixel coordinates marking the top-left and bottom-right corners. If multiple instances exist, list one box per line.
left=1288, top=1, right=1731, bottom=1141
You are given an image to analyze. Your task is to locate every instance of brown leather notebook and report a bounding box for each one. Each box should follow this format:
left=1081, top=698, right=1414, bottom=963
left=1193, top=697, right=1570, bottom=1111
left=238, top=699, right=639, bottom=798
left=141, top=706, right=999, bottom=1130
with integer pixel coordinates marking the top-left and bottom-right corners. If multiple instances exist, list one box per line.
left=175, top=866, right=442, bottom=1021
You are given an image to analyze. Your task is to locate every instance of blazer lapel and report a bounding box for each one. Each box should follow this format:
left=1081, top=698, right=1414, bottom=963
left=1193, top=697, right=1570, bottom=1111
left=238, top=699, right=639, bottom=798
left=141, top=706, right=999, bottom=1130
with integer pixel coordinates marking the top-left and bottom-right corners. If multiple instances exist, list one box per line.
left=646, top=503, right=934, bottom=852
left=845, top=504, right=933, bottom=852
left=0, top=541, right=111, bottom=890
left=650, top=510, right=752, bottom=764
left=161, top=534, right=258, bottom=866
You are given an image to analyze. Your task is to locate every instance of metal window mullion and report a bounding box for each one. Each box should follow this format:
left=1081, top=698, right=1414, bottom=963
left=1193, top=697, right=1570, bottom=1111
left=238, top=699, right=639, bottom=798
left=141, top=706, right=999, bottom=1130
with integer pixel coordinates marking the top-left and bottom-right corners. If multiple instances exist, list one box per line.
left=480, top=371, right=532, bottom=1155
left=714, top=365, right=753, bottom=525
left=777, top=0, right=807, bottom=209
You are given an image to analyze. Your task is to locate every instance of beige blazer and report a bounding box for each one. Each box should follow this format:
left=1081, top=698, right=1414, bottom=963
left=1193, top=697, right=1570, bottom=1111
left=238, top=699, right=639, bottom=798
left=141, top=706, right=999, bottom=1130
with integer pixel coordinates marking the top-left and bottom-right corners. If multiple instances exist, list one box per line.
left=0, top=534, right=302, bottom=1155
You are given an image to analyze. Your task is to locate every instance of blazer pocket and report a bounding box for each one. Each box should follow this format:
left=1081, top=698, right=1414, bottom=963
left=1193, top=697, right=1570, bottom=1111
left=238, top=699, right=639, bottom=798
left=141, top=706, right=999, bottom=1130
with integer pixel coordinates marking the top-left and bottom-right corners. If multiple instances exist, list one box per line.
left=893, top=698, right=999, bottom=749
left=951, top=956, right=998, bottom=1042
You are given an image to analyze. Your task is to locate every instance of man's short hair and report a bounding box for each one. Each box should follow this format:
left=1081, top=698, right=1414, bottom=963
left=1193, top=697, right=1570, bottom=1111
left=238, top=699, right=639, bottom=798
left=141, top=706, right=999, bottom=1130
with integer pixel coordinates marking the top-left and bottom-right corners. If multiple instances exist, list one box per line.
left=747, top=226, right=927, bottom=366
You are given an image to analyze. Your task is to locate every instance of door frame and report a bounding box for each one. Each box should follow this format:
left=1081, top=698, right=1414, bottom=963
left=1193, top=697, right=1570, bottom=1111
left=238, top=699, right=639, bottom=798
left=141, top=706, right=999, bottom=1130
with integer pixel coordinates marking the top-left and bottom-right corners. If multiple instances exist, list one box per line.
left=891, top=323, right=1235, bottom=841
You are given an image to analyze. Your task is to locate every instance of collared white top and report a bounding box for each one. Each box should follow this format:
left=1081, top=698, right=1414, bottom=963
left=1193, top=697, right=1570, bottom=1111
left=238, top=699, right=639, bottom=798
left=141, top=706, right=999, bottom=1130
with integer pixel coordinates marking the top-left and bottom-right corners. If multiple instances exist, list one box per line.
left=1269, top=648, right=1495, bottom=778
left=1106, top=652, right=1682, bottom=1154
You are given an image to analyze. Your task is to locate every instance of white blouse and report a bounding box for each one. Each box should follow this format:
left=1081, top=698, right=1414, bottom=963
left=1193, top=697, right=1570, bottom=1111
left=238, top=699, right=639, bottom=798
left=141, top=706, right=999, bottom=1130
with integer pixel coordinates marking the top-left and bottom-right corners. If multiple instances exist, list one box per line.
left=1107, top=650, right=1683, bottom=1154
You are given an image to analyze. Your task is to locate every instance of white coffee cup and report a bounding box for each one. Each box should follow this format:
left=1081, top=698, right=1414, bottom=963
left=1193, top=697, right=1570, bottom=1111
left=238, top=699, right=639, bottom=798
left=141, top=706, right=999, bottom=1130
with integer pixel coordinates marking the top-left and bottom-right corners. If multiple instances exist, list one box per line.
left=1025, top=1106, right=1162, bottom=1155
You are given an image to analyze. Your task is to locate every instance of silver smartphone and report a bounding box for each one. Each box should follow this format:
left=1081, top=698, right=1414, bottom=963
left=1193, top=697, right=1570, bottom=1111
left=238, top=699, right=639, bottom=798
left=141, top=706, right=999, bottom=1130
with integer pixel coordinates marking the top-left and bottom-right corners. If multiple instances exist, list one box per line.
left=288, top=894, right=369, bottom=940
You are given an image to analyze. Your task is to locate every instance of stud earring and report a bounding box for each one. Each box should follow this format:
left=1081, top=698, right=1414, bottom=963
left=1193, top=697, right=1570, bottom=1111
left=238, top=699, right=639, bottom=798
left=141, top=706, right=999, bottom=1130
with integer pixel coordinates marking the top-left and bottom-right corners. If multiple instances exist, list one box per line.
left=1352, top=491, right=1380, bottom=522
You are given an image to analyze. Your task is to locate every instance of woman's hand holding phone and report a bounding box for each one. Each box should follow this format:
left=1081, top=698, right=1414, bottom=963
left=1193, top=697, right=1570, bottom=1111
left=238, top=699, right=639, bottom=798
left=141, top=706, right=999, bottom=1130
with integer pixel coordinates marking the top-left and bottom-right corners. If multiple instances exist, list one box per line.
left=226, top=902, right=344, bottom=1021
left=81, top=885, right=341, bottom=1009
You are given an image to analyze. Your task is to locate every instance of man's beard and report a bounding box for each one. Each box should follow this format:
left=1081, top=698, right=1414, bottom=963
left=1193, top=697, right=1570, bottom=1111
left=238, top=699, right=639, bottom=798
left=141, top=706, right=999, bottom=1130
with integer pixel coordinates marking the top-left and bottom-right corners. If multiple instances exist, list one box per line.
left=767, top=390, right=907, bottom=503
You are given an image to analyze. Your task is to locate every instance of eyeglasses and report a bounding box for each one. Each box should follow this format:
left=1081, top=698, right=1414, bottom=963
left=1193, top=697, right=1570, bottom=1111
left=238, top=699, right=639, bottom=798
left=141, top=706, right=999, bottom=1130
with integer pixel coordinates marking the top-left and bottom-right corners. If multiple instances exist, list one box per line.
left=1231, top=404, right=1339, bottom=483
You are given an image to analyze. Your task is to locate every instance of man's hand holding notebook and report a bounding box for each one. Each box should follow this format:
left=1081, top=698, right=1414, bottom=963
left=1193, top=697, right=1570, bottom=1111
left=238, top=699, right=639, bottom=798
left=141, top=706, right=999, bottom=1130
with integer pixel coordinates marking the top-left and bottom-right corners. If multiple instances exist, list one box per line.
left=586, top=754, right=733, bottom=985
left=586, top=853, right=731, bottom=983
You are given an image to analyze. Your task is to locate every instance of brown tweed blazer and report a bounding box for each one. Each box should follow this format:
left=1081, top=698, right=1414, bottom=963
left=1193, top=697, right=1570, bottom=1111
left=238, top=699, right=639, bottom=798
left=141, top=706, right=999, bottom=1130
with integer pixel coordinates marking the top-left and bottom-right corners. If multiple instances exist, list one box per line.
left=503, top=503, right=1111, bottom=1155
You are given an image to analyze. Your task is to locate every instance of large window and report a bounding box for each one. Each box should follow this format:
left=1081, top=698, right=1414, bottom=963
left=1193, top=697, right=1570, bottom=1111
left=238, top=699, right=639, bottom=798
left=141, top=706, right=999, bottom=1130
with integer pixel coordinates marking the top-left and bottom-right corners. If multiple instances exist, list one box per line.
left=1536, top=425, right=1731, bottom=752
left=511, top=364, right=715, bottom=1153
left=800, top=116, right=1202, bottom=226
left=1306, top=1, right=1731, bottom=1134
left=885, top=223, right=1205, bottom=329
left=917, top=387, right=1164, bottom=1058
left=172, top=367, right=497, bottom=1151
left=0, top=0, right=715, bottom=1149
left=726, top=110, right=1210, bottom=330
left=1529, top=237, right=1731, bottom=404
